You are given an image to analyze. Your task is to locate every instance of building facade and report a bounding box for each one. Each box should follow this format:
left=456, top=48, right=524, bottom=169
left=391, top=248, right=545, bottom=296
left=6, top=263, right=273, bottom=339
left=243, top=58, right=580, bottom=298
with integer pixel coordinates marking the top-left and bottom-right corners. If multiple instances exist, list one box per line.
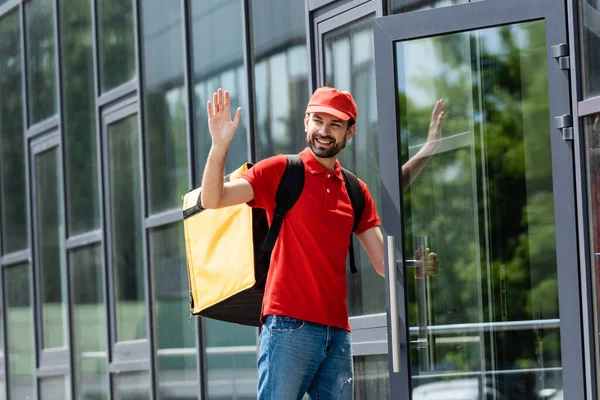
left=0, top=0, right=598, bottom=399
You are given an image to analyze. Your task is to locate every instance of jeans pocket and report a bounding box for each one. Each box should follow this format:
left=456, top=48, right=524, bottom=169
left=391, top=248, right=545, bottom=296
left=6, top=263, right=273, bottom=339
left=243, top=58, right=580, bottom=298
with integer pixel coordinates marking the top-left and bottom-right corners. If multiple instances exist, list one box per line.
left=269, top=315, right=305, bottom=333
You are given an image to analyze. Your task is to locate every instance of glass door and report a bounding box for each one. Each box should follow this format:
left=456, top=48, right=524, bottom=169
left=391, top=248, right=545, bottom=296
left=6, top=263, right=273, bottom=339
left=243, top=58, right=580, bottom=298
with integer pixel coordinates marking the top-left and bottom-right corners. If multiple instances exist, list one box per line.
left=374, top=1, right=582, bottom=399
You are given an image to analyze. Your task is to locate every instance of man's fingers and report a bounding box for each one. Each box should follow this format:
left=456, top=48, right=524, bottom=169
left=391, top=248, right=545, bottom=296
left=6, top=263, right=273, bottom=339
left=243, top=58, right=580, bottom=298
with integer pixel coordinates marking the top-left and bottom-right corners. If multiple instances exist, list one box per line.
left=224, top=90, right=230, bottom=108
left=213, top=92, right=218, bottom=112
left=217, top=88, right=223, bottom=108
left=207, top=101, right=213, bottom=118
left=232, top=107, right=242, bottom=130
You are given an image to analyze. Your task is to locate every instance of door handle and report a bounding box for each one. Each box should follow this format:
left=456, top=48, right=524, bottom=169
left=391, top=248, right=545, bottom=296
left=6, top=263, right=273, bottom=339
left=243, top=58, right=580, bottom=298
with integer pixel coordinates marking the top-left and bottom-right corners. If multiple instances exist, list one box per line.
left=387, top=235, right=401, bottom=373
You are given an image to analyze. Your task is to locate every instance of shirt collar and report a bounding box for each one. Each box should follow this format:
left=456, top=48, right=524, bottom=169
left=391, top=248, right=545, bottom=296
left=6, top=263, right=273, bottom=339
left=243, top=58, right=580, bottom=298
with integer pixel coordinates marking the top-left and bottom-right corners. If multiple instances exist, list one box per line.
left=299, top=147, right=344, bottom=180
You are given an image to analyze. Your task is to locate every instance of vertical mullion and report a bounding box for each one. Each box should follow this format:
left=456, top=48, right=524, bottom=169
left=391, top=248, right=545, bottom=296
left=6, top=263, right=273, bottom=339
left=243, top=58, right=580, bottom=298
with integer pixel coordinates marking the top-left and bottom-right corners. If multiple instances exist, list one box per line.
left=241, top=0, right=256, bottom=163
left=182, top=0, right=196, bottom=188
left=306, top=0, right=317, bottom=93
left=53, top=0, right=75, bottom=396
left=131, top=0, right=156, bottom=398
left=89, top=0, right=113, bottom=398
left=20, top=3, right=42, bottom=398
left=180, top=2, right=207, bottom=399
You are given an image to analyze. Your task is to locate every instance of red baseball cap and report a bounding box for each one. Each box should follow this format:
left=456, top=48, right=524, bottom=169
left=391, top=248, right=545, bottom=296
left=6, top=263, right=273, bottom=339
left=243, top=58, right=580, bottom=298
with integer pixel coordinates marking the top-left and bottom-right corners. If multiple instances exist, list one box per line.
left=305, top=87, right=358, bottom=122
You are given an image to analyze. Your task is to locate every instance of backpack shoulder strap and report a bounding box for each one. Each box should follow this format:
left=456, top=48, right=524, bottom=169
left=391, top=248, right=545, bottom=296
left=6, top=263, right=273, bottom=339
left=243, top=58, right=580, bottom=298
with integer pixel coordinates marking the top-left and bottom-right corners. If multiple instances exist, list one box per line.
left=341, top=168, right=366, bottom=274
left=261, top=155, right=305, bottom=252
left=341, top=168, right=365, bottom=233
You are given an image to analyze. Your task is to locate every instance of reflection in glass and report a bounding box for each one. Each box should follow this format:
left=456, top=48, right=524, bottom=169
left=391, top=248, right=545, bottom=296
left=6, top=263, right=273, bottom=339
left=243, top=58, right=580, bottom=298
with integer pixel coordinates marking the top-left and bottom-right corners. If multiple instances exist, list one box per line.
left=323, top=17, right=384, bottom=316
left=205, top=319, right=257, bottom=400
left=98, top=0, right=136, bottom=93
left=108, top=114, right=146, bottom=342
left=39, top=376, right=68, bottom=400
left=59, top=0, right=100, bottom=235
left=35, top=148, right=66, bottom=349
left=251, top=0, right=309, bottom=159
left=112, top=371, right=150, bottom=399
left=584, top=114, right=600, bottom=397
left=5, top=264, right=35, bottom=400
left=396, top=21, right=562, bottom=398
left=25, top=0, right=57, bottom=124
left=390, top=0, right=469, bottom=13
left=140, top=0, right=188, bottom=214
left=150, top=223, right=198, bottom=398
left=0, top=11, right=28, bottom=254
left=580, top=0, right=600, bottom=98
left=191, top=0, right=248, bottom=180
left=70, top=245, right=108, bottom=400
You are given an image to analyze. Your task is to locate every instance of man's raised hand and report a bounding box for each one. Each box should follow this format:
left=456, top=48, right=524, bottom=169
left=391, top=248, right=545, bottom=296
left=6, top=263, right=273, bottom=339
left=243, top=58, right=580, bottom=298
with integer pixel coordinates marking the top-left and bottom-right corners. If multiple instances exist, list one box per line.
left=207, top=88, right=242, bottom=145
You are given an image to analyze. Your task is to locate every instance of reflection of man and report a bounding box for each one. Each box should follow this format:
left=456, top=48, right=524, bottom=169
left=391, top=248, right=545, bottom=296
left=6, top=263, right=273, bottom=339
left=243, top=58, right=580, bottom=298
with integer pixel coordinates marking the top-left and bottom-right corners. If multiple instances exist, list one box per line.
left=200, top=87, right=443, bottom=399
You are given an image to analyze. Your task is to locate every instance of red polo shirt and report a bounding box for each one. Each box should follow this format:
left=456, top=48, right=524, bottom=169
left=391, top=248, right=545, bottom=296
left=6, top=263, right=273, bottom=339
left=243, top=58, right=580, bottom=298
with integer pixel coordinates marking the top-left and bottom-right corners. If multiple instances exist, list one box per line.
left=240, top=148, right=380, bottom=331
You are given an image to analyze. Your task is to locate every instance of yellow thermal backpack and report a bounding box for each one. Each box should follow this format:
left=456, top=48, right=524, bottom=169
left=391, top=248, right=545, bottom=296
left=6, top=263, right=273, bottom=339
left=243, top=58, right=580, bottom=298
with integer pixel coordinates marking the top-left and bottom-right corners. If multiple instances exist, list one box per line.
left=182, top=155, right=365, bottom=326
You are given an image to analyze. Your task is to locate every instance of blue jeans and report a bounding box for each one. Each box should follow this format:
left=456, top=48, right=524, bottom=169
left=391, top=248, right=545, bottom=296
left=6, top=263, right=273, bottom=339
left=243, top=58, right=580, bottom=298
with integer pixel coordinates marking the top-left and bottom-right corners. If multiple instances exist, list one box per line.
left=257, top=315, right=353, bottom=400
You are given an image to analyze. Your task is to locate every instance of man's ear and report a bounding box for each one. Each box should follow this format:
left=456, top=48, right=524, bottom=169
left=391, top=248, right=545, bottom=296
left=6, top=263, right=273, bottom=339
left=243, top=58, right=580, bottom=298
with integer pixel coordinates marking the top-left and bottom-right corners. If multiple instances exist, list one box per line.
left=304, top=114, right=310, bottom=132
left=346, top=124, right=357, bottom=141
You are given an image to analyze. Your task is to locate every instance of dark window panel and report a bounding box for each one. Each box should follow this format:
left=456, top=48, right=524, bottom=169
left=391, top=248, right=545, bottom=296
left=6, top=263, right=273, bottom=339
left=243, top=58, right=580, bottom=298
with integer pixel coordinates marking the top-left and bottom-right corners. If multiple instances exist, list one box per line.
left=580, top=0, right=600, bottom=98
left=107, top=114, right=146, bottom=342
left=70, top=244, right=109, bottom=400
left=140, top=0, right=189, bottom=214
left=4, top=263, right=35, bottom=400
left=25, top=0, right=57, bottom=124
left=39, top=376, right=68, bottom=400
left=111, top=371, right=150, bottom=399
left=34, top=147, right=66, bottom=349
left=59, top=0, right=101, bottom=235
left=191, top=0, right=248, bottom=179
left=323, top=16, right=383, bottom=316
left=98, top=0, right=136, bottom=93
left=0, top=10, right=28, bottom=254
left=251, top=0, right=310, bottom=159
left=150, top=222, right=198, bottom=398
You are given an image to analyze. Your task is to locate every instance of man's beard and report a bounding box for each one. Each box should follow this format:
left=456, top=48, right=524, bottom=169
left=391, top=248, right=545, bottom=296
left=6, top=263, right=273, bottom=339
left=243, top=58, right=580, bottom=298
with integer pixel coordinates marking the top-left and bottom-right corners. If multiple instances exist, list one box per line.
left=307, top=132, right=347, bottom=158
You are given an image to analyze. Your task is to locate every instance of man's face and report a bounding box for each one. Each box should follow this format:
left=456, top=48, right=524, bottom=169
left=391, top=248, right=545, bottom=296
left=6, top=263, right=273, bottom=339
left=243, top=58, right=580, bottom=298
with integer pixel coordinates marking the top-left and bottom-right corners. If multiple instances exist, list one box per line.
left=304, top=113, right=355, bottom=158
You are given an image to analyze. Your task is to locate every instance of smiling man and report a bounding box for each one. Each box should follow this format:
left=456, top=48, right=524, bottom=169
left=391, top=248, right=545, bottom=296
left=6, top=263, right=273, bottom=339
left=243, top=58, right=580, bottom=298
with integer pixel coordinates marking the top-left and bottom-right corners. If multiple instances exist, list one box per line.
left=200, top=86, right=443, bottom=400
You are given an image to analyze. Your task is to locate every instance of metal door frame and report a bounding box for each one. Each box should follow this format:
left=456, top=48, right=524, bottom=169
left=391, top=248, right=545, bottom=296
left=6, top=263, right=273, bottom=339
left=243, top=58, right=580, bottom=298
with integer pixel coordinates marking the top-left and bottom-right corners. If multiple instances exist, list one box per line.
left=373, top=0, right=583, bottom=398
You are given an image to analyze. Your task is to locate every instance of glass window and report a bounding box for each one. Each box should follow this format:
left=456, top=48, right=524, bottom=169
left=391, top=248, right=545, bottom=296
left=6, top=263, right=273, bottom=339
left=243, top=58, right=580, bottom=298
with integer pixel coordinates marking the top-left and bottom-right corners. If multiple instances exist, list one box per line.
left=98, top=0, right=136, bottom=93
left=39, top=376, right=68, bottom=400
left=191, top=0, right=248, bottom=180
left=580, top=0, right=600, bottom=98
left=204, top=320, right=257, bottom=400
left=4, top=263, right=35, bottom=400
left=150, top=223, right=198, bottom=398
left=140, top=0, right=188, bottom=214
left=107, top=114, right=146, bottom=342
left=584, top=114, right=600, bottom=397
left=70, top=244, right=108, bottom=400
left=251, top=0, right=309, bottom=159
left=395, top=21, right=562, bottom=398
left=59, top=0, right=100, bottom=235
left=323, top=17, right=384, bottom=316
left=0, top=10, right=28, bottom=255
left=111, top=371, right=150, bottom=399
left=34, top=147, right=67, bottom=349
left=25, top=0, right=57, bottom=125
left=354, top=355, right=389, bottom=400
left=390, top=0, right=471, bottom=13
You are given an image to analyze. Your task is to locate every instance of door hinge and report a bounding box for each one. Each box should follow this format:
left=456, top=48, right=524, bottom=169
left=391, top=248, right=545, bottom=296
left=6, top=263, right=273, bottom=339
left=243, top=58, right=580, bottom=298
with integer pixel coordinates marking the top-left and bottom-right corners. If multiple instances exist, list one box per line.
left=551, top=43, right=570, bottom=70
left=555, top=114, right=573, bottom=141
